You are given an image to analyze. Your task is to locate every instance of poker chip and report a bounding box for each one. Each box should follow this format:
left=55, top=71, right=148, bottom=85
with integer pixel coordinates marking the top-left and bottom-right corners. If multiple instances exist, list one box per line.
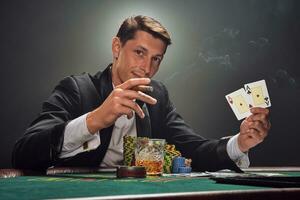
left=116, top=166, right=146, bottom=178
left=123, top=135, right=136, bottom=166
left=172, top=156, right=185, bottom=173
left=178, top=167, right=192, bottom=173
left=163, top=152, right=173, bottom=173
left=164, top=144, right=181, bottom=173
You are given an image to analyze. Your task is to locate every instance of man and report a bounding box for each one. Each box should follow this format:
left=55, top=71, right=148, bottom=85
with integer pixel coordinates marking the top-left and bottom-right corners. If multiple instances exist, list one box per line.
left=12, top=15, right=270, bottom=172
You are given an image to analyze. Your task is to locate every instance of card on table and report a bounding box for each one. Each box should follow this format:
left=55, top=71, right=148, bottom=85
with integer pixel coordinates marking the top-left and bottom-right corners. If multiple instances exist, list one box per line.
left=225, top=88, right=252, bottom=120
left=244, top=80, right=271, bottom=108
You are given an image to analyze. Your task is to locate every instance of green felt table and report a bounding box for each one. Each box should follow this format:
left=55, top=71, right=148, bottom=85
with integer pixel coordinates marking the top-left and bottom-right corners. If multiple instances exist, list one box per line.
left=0, top=167, right=300, bottom=200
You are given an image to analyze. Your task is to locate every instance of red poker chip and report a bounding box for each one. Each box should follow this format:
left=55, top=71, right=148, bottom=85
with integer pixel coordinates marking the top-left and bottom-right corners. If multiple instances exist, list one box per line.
left=116, top=166, right=146, bottom=178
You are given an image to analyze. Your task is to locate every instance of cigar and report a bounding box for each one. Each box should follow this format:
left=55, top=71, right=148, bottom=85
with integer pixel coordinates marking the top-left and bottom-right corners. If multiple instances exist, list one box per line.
left=132, top=85, right=153, bottom=93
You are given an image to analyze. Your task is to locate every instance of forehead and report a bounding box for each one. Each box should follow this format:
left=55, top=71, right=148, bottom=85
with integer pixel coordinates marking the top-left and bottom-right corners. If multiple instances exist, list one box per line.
left=123, top=31, right=166, bottom=55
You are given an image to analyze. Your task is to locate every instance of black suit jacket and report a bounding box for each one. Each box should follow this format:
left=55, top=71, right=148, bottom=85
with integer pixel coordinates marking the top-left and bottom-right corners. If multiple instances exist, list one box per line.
left=12, top=65, right=241, bottom=172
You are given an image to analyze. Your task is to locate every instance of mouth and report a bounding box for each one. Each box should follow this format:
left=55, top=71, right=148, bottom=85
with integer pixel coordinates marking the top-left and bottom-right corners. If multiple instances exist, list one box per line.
left=132, top=71, right=145, bottom=78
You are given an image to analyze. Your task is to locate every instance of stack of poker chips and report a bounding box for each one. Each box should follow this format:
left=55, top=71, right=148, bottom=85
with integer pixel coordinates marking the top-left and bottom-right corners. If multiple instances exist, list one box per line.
left=163, top=144, right=181, bottom=173
left=172, top=156, right=192, bottom=173
left=123, top=135, right=136, bottom=166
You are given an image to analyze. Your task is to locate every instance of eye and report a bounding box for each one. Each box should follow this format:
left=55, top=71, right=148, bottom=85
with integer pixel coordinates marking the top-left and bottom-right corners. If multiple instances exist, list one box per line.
left=135, top=49, right=144, bottom=56
left=152, top=56, right=162, bottom=63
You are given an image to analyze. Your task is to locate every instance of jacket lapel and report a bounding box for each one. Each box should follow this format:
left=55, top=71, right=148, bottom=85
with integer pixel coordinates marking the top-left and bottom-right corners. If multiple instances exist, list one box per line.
left=93, top=65, right=114, bottom=165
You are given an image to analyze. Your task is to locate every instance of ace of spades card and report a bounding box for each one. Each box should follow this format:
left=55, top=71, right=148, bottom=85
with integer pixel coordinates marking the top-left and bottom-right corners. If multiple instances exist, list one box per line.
left=225, top=88, right=252, bottom=120
left=244, top=80, right=271, bottom=108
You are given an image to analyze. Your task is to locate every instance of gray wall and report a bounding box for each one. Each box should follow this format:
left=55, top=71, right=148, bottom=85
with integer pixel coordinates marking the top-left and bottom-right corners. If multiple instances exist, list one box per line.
left=1, top=0, right=299, bottom=168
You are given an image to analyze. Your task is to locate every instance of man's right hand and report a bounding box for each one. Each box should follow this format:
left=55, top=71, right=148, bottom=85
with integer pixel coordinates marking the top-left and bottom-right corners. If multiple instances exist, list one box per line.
left=86, top=78, right=157, bottom=134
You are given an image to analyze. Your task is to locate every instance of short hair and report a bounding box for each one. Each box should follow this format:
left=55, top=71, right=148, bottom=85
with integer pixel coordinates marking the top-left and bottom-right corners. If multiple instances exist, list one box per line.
left=116, top=15, right=171, bottom=47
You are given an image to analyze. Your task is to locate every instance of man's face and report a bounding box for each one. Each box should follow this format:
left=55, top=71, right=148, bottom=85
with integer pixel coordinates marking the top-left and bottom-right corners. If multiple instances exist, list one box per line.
left=111, top=30, right=166, bottom=85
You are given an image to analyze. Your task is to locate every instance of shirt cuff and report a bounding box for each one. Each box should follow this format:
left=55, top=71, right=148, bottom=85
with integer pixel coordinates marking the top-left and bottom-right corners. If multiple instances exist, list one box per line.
left=226, top=134, right=250, bottom=168
left=59, top=113, right=100, bottom=158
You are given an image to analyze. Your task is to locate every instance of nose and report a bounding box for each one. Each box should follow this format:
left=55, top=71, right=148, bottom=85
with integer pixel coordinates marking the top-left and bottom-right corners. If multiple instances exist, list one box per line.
left=141, top=57, right=151, bottom=77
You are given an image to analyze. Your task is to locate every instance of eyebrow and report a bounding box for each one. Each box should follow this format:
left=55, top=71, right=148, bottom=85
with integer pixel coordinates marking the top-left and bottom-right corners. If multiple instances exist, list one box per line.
left=136, top=45, right=164, bottom=57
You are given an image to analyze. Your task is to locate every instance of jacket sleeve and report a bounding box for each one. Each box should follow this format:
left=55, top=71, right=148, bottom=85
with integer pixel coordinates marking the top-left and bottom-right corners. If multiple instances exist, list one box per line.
left=12, top=76, right=82, bottom=171
left=157, top=82, right=242, bottom=172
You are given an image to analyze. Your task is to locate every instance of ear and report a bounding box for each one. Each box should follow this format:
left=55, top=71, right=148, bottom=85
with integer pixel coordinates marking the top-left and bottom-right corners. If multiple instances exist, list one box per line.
left=112, top=37, right=121, bottom=60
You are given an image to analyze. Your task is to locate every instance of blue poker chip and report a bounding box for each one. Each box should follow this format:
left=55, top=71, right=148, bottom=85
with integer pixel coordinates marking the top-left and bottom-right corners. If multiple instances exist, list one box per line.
left=172, top=157, right=185, bottom=166
left=172, top=167, right=179, bottom=173
left=178, top=167, right=192, bottom=173
left=172, top=156, right=185, bottom=173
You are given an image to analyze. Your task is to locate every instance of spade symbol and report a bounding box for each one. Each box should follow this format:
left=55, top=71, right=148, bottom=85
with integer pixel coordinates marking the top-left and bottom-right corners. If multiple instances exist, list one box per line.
left=246, top=86, right=251, bottom=94
left=264, top=97, right=269, bottom=105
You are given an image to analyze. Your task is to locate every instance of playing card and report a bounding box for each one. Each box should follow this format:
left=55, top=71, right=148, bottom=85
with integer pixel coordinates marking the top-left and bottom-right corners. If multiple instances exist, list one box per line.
left=244, top=80, right=271, bottom=108
left=225, top=88, right=252, bottom=120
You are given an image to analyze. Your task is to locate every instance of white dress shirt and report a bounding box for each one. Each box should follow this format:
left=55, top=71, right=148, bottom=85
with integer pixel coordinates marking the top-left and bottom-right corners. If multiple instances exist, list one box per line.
left=59, top=113, right=250, bottom=168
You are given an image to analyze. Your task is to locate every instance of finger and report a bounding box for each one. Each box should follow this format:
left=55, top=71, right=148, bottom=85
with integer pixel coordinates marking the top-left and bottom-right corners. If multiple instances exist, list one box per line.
left=246, top=129, right=264, bottom=143
left=247, top=113, right=269, bottom=128
left=136, top=91, right=157, bottom=104
left=247, top=121, right=268, bottom=138
left=117, top=78, right=151, bottom=90
left=240, top=119, right=252, bottom=131
left=248, top=113, right=267, bottom=121
left=120, top=90, right=157, bottom=105
left=118, top=106, right=134, bottom=119
left=250, top=107, right=269, bottom=115
left=120, top=99, right=145, bottom=118
left=127, top=112, right=134, bottom=119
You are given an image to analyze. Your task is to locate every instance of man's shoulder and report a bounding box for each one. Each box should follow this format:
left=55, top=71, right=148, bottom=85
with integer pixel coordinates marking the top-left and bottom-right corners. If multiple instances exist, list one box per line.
left=70, top=72, right=95, bottom=84
left=59, top=69, right=104, bottom=86
left=53, top=71, right=100, bottom=97
left=56, top=73, right=91, bottom=88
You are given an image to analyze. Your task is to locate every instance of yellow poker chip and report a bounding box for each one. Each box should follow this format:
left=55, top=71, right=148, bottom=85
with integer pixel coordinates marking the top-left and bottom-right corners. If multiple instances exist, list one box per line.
left=123, top=135, right=136, bottom=166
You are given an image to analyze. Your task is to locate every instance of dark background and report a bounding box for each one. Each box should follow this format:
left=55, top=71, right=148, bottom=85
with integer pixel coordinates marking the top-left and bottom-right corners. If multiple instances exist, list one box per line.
left=1, top=0, right=299, bottom=168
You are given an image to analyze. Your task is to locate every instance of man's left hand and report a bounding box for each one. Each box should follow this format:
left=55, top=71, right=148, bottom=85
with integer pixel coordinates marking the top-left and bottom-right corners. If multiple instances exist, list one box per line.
left=238, top=107, right=271, bottom=152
